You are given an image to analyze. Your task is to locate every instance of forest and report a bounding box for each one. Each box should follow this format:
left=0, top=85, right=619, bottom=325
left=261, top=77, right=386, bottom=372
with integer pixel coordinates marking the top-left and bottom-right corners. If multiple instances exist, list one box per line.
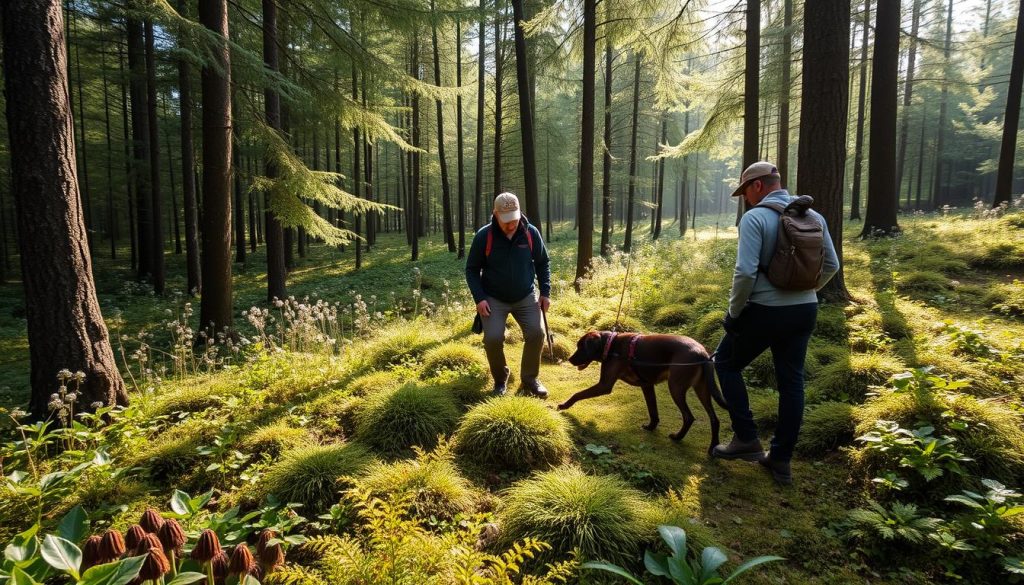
left=1, top=0, right=1023, bottom=583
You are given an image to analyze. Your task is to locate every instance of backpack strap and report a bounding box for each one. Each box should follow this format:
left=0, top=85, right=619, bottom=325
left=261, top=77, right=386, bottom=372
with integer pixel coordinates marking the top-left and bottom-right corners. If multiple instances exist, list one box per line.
left=756, top=202, right=786, bottom=214
left=485, top=222, right=534, bottom=257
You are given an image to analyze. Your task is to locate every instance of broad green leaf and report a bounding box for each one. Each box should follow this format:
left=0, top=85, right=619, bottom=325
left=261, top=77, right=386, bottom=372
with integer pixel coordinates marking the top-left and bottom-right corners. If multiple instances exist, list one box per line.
left=722, top=555, right=785, bottom=584
left=667, top=555, right=697, bottom=584
left=580, top=562, right=645, bottom=585
left=699, top=547, right=729, bottom=581
left=644, top=551, right=670, bottom=577
left=79, top=555, right=145, bottom=585
left=40, top=536, right=80, bottom=579
left=9, top=566, right=42, bottom=585
left=944, top=495, right=984, bottom=509
left=164, top=571, right=207, bottom=585
left=58, top=506, right=89, bottom=545
left=658, top=524, right=687, bottom=557
left=170, top=490, right=192, bottom=516
left=4, top=526, right=39, bottom=564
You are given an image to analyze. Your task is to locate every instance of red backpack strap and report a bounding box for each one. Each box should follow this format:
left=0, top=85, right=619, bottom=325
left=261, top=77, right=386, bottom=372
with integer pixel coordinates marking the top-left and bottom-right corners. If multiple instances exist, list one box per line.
left=525, top=226, right=533, bottom=252
left=485, top=226, right=493, bottom=257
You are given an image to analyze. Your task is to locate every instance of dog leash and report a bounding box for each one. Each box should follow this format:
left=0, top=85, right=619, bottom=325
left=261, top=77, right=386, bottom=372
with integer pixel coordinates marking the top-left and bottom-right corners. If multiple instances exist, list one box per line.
left=611, top=252, right=634, bottom=332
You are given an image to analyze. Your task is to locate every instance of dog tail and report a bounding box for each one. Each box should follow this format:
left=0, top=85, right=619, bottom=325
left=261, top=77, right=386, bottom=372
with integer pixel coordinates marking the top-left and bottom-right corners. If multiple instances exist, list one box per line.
left=703, top=359, right=728, bottom=409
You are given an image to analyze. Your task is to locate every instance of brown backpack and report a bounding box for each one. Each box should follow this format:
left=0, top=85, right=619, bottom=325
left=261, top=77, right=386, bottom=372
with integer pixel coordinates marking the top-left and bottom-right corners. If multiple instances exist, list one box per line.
left=757, top=195, right=824, bottom=291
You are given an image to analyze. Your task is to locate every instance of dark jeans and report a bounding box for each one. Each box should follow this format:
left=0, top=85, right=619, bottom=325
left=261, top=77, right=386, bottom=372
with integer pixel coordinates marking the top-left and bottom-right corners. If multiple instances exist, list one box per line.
left=714, top=302, right=818, bottom=462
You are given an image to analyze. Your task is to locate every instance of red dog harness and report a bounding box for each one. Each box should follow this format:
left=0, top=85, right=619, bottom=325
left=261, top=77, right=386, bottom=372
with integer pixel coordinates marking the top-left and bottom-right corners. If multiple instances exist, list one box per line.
left=600, top=332, right=643, bottom=361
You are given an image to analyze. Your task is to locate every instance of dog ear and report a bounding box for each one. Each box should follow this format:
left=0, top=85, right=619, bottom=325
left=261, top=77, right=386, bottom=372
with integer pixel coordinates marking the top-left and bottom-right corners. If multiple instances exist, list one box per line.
left=587, top=331, right=605, bottom=360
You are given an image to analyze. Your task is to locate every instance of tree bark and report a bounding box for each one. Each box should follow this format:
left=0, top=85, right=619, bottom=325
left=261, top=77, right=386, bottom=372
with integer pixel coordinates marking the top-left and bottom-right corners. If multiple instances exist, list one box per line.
left=799, top=0, right=851, bottom=302
left=777, top=0, right=793, bottom=186
left=352, top=65, right=363, bottom=270
left=2, top=0, right=128, bottom=417
left=861, top=0, right=900, bottom=236
left=179, top=0, right=200, bottom=294
left=493, top=1, right=504, bottom=197
left=930, top=0, right=953, bottom=209
left=623, top=54, right=641, bottom=253
left=411, top=36, right=422, bottom=261
left=431, top=0, right=456, bottom=253
left=653, top=115, right=666, bottom=239
left=994, top=0, right=1024, bottom=207
left=474, top=0, right=486, bottom=230
left=198, top=0, right=233, bottom=336
left=127, top=17, right=152, bottom=281
left=896, top=0, right=921, bottom=206
left=739, top=0, right=760, bottom=223
left=263, top=0, right=285, bottom=302
left=118, top=40, right=135, bottom=270
left=511, top=0, right=540, bottom=222
left=456, top=16, right=466, bottom=258
left=145, top=20, right=165, bottom=294
left=574, top=0, right=596, bottom=287
left=849, top=0, right=870, bottom=220
left=600, top=42, right=613, bottom=257
left=100, top=23, right=117, bottom=260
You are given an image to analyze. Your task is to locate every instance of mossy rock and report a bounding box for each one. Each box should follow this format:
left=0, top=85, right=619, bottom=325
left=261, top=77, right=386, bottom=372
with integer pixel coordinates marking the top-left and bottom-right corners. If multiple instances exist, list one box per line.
left=652, top=304, right=691, bottom=327
left=795, top=402, right=855, bottom=456
left=355, top=383, right=461, bottom=457
left=356, top=454, right=476, bottom=522
left=262, top=442, right=375, bottom=512
left=239, top=422, right=313, bottom=457
left=347, top=370, right=405, bottom=397
left=807, top=353, right=904, bottom=403
left=362, top=324, right=437, bottom=370
left=499, top=466, right=659, bottom=567
left=454, top=396, right=572, bottom=472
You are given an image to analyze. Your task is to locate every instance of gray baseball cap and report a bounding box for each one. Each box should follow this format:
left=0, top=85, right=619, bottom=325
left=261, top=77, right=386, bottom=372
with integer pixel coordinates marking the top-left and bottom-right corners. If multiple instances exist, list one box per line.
left=731, top=161, right=781, bottom=197
left=494, top=192, right=522, bottom=222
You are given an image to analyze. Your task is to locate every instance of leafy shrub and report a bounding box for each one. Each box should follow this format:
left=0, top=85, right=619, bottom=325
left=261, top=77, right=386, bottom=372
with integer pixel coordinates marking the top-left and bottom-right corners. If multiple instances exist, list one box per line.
left=355, top=442, right=476, bottom=522
left=454, top=396, right=571, bottom=472
left=263, top=442, right=374, bottom=512
left=356, top=383, right=461, bottom=456
left=796, top=402, right=855, bottom=456
left=362, top=324, right=437, bottom=370
left=583, top=524, right=783, bottom=585
left=240, top=422, right=312, bottom=457
left=944, top=478, right=1024, bottom=574
left=845, top=500, right=943, bottom=551
left=856, top=420, right=971, bottom=483
left=807, top=353, right=904, bottom=403
left=499, top=466, right=658, bottom=566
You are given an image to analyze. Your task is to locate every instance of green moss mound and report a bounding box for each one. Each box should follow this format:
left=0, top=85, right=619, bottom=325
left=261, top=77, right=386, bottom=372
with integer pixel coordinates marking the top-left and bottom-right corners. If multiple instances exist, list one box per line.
left=418, top=343, right=491, bottom=403
left=356, top=383, right=461, bottom=456
left=692, top=309, right=726, bottom=347
left=795, top=402, right=856, bottom=456
left=590, top=311, right=643, bottom=333
left=356, top=449, right=476, bottom=521
left=347, top=370, right=405, bottom=396
left=145, top=378, right=242, bottom=416
left=895, top=270, right=951, bottom=294
left=807, top=353, right=904, bottom=403
left=454, top=396, right=571, bottom=472
left=652, top=303, right=691, bottom=327
left=299, top=389, right=365, bottom=438
left=362, top=324, right=437, bottom=370
left=239, top=422, right=312, bottom=457
left=499, top=466, right=658, bottom=566
left=263, top=442, right=374, bottom=511
left=746, top=352, right=777, bottom=389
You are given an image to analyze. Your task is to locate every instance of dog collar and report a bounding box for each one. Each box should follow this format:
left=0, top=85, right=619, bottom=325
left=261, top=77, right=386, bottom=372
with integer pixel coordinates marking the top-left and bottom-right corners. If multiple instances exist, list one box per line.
left=600, top=332, right=617, bottom=361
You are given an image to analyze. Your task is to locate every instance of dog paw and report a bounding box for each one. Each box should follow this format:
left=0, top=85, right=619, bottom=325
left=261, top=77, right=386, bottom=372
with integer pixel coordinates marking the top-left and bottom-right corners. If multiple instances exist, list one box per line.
left=556, top=402, right=570, bottom=411
left=668, top=432, right=684, bottom=442
left=642, top=421, right=659, bottom=431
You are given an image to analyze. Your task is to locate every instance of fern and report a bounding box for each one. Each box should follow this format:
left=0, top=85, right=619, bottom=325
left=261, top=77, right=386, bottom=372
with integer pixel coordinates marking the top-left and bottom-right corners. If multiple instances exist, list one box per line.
left=263, top=563, right=328, bottom=585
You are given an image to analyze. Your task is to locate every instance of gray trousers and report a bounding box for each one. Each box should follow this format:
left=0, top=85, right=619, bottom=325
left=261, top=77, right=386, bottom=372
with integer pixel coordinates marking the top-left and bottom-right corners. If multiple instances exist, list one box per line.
left=482, top=293, right=545, bottom=388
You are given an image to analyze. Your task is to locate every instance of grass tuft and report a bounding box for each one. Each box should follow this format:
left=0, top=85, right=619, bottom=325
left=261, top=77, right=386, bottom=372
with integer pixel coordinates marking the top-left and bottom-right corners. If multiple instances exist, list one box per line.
left=356, top=445, right=476, bottom=522
left=263, top=442, right=374, bottom=512
left=454, top=396, right=572, bottom=472
left=362, top=323, right=438, bottom=370
left=807, top=353, right=904, bottom=403
left=356, top=383, right=461, bottom=456
left=795, top=401, right=856, bottom=456
left=239, top=421, right=312, bottom=457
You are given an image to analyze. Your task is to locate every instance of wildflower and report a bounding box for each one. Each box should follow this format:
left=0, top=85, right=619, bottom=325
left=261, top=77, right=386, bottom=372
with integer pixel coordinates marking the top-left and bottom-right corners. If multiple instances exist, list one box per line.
left=57, top=369, right=73, bottom=381
left=90, top=401, right=103, bottom=410
left=65, top=392, right=78, bottom=403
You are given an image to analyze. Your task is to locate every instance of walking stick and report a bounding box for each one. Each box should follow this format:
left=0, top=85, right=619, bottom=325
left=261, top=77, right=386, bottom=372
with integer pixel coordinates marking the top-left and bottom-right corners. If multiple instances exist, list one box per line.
left=542, top=305, right=555, bottom=361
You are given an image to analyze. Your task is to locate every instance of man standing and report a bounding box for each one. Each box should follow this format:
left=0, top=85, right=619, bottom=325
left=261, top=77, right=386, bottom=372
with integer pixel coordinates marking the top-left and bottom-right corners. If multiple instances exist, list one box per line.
left=465, top=192, right=551, bottom=398
left=711, top=162, right=840, bottom=485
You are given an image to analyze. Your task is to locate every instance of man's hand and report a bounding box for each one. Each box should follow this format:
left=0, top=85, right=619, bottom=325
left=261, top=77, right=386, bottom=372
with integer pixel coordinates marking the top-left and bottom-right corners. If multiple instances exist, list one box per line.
left=476, top=300, right=491, bottom=317
left=538, top=296, right=551, bottom=312
left=722, top=312, right=740, bottom=335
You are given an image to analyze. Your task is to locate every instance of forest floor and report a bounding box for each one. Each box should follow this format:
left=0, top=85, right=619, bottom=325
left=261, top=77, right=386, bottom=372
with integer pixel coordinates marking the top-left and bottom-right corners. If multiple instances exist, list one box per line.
left=1, top=211, right=1023, bottom=584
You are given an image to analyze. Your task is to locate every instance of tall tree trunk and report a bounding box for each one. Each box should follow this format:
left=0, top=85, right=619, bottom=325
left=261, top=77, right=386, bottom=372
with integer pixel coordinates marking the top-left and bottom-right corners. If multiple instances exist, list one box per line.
left=232, top=121, right=246, bottom=263
left=777, top=0, right=792, bottom=185
left=2, top=0, right=128, bottom=417
left=493, top=1, right=504, bottom=197
left=653, top=115, right=666, bottom=239
left=861, top=0, right=900, bottom=236
left=352, top=65, right=363, bottom=270
left=431, top=0, right=456, bottom=253
left=931, top=0, right=953, bottom=209
left=163, top=98, right=181, bottom=255
left=263, top=0, right=285, bottom=301
left=474, top=0, right=486, bottom=230
left=145, top=20, right=165, bottom=294
left=680, top=110, right=689, bottom=237
left=896, top=0, right=922, bottom=205
left=178, top=0, right=201, bottom=294
left=799, top=0, right=851, bottom=302
left=511, top=0, right=540, bottom=221
left=739, top=0, right=760, bottom=223
left=600, top=42, right=613, bottom=257
left=623, top=54, right=641, bottom=253
left=70, top=7, right=93, bottom=246
left=362, top=74, right=374, bottom=250
left=994, top=0, right=1024, bottom=207
left=198, top=0, right=233, bottom=335
left=411, top=36, right=422, bottom=261
left=119, top=40, right=135, bottom=270
left=456, top=16, right=466, bottom=257
left=101, top=24, right=117, bottom=260
left=127, top=17, right=152, bottom=281
left=574, top=0, right=595, bottom=287
left=850, top=0, right=871, bottom=220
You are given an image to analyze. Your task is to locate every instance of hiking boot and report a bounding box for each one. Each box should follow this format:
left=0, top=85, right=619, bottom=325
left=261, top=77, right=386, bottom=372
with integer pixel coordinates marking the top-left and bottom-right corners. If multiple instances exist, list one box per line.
left=521, top=382, right=549, bottom=399
left=711, top=437, right=765, bottom=461
left=492, top=367, right=510, bottom=397
left=758, top=454, right=793, bottom=485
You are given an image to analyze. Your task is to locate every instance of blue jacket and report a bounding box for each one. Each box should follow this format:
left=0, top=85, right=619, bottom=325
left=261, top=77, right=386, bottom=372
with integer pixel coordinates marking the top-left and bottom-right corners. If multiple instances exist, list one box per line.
left=465, top=216, right=551, bottom=304
left=728, top=190, right=840, bottom=317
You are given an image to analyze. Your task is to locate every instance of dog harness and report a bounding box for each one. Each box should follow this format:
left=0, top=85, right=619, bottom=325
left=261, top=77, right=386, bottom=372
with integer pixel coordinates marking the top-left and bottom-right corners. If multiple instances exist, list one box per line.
left=600, top=332, right=644, bottom=365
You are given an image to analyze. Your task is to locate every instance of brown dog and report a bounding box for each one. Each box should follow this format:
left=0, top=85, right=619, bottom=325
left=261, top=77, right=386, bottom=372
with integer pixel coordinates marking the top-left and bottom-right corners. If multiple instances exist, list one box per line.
left=558, top=331, right=727, bottom=454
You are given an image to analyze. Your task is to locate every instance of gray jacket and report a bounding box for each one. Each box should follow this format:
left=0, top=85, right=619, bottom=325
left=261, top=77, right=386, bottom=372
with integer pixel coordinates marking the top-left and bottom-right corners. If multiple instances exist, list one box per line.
left=728, top=190, right=840, bottom=318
